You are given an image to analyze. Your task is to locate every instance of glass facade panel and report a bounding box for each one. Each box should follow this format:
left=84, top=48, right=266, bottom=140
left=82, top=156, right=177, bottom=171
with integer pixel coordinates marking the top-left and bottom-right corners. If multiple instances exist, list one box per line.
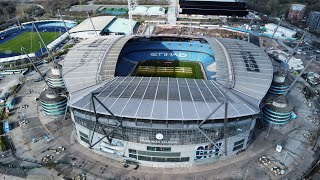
left=138, top=155, right=152, bottom=161
left=147, top=146, right=171, bottom=152
left=234, top=139, right=245, bottom=146
left=80, top=136, right=90, bottom=144
left=136, top=156, right=189, bottom=162
left=73, top=110, right=252, bottom=145
left=79, top=131, right=89, bottom=138
left=129, top=148, right=189, bottom=162
left=129, top=154, right=137, bottom=159
left=233, top=143, right=244, bottom=151
left=137, top=150, right=180, bottom=157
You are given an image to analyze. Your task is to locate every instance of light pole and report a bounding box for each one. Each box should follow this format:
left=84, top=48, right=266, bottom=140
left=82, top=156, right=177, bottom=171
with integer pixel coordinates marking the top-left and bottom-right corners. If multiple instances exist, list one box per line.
left=127, top=0, right=138, bottom=35
left=265, top=124, right=271, bottom=140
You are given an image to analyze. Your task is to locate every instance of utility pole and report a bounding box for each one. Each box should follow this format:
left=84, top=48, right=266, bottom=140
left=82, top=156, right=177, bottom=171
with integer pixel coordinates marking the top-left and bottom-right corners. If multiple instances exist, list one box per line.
left=32, top=21, right=54, bottom=62
left=57, top=9, right=75, bottom=44
left=264, top=14, right=285, bottom=51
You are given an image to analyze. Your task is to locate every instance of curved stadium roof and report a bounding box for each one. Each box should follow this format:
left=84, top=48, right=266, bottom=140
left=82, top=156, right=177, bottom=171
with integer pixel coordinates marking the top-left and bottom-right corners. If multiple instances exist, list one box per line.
left=62, top=35, right=273, bottom=120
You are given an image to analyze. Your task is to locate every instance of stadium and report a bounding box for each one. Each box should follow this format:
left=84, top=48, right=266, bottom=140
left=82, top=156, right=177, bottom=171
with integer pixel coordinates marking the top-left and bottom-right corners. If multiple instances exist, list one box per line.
left=0, top=20, right=76, bottom=72
left=62, top=35, right=273, bottom=167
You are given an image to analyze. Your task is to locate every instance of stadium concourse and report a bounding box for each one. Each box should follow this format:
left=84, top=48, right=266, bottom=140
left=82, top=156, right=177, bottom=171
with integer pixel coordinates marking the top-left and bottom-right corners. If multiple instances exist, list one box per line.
left=62, top=35, right=273, bottom=167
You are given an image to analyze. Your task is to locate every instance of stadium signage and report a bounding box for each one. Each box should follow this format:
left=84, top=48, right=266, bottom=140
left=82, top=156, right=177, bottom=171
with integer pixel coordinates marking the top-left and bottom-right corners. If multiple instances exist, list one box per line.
left=240, top=51, right=260, bottom=72
left=140, top=137, right=179, bottom=144
left=150, top=52, right=187, bottom=58
left=156, top=133, right=164, bottom=140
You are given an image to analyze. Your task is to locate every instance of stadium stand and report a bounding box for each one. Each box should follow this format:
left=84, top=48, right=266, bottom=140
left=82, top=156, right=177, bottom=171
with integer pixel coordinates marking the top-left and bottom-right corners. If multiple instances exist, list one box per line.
left=117, top=41, right=216, bottom=79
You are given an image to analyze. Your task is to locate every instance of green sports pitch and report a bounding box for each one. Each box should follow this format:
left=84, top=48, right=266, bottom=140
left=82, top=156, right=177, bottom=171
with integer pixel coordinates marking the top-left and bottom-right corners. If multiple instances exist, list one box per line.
left=0, top=32, right=60, bottom=54
left=132, top=60, right=205, bottom=79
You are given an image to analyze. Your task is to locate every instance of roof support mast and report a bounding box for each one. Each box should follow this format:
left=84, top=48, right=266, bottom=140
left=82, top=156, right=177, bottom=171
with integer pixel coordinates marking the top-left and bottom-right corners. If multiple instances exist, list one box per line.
left=284, top=28, right=309, bottom=65
left=86, top=11, right=99, bottom=37
left=21, top=47, right=50, bottom=87
left=57, top=9, right=75, bottom=44
left=284, top=56, right=315, bottom=96
left=264, top=14, right=285, bottom=51
left=245, top=18, right=254, bottom=42
left=32, top=21, right=54, bottom=62
left=282, top=28, right=310, bottom=95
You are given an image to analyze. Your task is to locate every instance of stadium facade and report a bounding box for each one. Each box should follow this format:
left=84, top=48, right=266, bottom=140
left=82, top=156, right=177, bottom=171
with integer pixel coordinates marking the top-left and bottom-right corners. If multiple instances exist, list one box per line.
left=62, top=35, right=272, bottom=167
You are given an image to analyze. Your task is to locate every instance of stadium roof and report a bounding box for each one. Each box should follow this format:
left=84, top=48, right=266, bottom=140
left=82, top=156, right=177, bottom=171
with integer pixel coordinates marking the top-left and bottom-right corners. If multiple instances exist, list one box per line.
left=63, top=35, right=273, bottom=120
left=69, top=16, right=115, bottom=33
left=71, top=76, right=259, bottom=120
left=62, top=36, right=123, bottom=95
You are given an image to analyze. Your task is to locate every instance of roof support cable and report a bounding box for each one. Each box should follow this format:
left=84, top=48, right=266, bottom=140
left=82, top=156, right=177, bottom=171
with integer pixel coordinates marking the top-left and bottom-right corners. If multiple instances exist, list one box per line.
left=197, top=126, right=225, bottom=154
left=197, top=92, right=228, bottom=155
left=89, top=93, right=123, bottom=149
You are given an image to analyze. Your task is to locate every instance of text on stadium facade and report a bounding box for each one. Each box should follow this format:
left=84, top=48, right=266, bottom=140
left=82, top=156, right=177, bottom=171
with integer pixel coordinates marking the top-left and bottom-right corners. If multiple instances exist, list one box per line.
left=150, top=52, right=187, bottom=58
left=240, top=51, right=260, bottom=72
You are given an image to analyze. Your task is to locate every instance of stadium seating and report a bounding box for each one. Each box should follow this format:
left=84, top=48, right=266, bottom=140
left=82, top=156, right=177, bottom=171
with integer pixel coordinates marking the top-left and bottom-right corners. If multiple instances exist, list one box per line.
left=117, top=41, right=216, bottom=79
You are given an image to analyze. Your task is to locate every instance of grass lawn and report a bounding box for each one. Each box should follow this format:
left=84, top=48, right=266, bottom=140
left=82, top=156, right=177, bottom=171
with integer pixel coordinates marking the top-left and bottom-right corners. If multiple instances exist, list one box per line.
left=132, top=60, right=205, bottom=79
left=0, top=32, right=60, bottom=54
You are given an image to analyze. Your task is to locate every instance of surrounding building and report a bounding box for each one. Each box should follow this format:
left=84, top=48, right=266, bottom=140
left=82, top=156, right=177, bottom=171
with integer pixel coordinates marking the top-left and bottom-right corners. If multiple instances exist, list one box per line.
left=264, top=23, right=297, bottom=39
left=307, top=11, right=320, bottom=32
left=69, top=16, right=116, bottom=39
left=287, top=4, right=306, bottom=22
left=69, top=16, right=138, bottom=38
left=62, top=35, right=272, bottom=167
left=131, top=6, right=166, bottom=16
left=179, top=0, right=249, bottom=17
left=267, top=50, right=304, bottom=70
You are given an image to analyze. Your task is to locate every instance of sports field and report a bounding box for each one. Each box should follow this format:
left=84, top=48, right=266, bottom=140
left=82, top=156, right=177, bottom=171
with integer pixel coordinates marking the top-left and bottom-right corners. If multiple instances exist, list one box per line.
left=0, top=32, right=60, bottom=54
left=132, top=60, right=205, bottom=79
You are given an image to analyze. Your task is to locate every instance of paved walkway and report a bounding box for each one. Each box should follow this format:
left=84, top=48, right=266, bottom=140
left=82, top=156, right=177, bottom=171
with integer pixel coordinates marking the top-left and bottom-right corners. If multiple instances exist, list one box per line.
left=49, top=127, right=281, bottom=179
